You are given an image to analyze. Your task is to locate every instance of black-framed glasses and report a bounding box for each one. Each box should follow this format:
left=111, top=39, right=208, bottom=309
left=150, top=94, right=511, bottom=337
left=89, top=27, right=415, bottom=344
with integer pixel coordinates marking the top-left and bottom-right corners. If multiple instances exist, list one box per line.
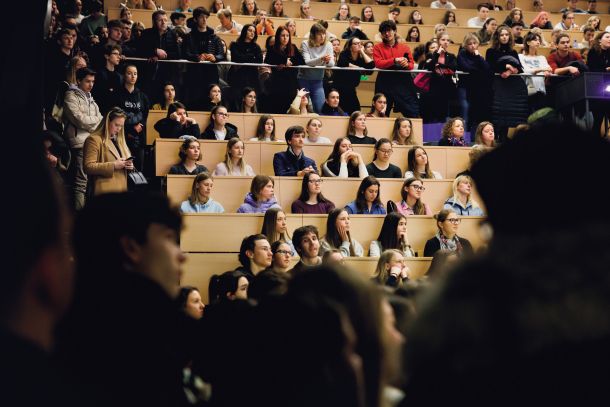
left=216, top=112, right=229, bottom=117
left=411, top=185, right=425, bottom=191
left=308, top=179, right=324, bottom=184
left=378, top=148, right=393, bottom=155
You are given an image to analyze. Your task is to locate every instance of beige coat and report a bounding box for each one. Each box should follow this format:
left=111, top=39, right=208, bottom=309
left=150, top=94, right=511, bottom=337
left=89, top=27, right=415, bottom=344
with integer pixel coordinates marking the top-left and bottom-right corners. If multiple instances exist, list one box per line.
left=83, top=134, right=130, bottom=195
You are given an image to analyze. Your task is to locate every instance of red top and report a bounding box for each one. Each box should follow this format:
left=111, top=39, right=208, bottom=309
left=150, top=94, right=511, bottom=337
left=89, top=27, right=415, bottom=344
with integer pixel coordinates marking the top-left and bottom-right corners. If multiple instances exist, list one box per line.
left=373, top=41, right=415, bottom=70
left=547, top=51, right=582, bottom=72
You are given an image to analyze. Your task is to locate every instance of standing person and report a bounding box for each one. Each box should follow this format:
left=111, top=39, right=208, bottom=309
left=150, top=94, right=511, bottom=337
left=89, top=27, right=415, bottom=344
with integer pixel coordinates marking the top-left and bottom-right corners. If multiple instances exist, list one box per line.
left=291, top=172, right=336, bottom=214
left=154, top=102, right=200, bottom=139
left=168, top=137, right=208, bottom=175
left=322, top=137, right=369, bottom=178
left=304, top=118, right=332, bottom=144
left=457, top=33, right=492, bottom=133
left=319, top=208, right=364, bottom=257
left=83, top=107, right=133, bottom=196
left=180, top=172, right=225, bottom=213
left=264, top=26, right=305, bottom=114
left=423, top=209, right=474, bottom=257
left=344, top=175, right=387, bottom=215
left=519, top=32, right=552, bottom=113
left=373, top=20, right=419, bottom=118
left=57, top=192, right=192, bottom=406
left=366, top=138, right=403, bottom=178
left=213, top=137, right=256, bottom=176
left=113, top=64, right=150, bottom=172
left=443, top=174, right=484, bottom=216
left=335, top=37, right=375, bottom=115
left=92, top=44, right=123, bottom=115
left=298, top=23, right=335, bottom=113
left=237, top=175, right=281, bottom=213
left=391, top=117, right=415, bottom=145
left=404, top=146, right=443, bottom=179
left=347, top=111, right=377, bottom=145
left=273, top=125, right=318, bottom=176
left=63, top=67, right=103, bottom=210
left=586, top=31, right=610, bottom=136
left=45, top=28, right=77, bottom=127
left=136, top=10, right=180, bottom=99
left=184, top=7, right=225, bottom=108
left=422, top=32, right=458, bottom=124
left=228, top=24, right=263, bottom=104
left=485, top=25, right=527, bottom=143
left=392, top=177, right=433, bottom=215
left=369, top=212, right=416, bottom=257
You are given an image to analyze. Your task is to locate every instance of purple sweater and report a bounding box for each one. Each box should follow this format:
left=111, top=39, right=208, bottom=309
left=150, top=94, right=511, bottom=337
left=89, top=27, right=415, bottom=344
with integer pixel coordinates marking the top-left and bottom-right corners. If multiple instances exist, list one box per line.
left=237, top=192, right=281, bottom=213
left=291, top=199, right=336, bottom=214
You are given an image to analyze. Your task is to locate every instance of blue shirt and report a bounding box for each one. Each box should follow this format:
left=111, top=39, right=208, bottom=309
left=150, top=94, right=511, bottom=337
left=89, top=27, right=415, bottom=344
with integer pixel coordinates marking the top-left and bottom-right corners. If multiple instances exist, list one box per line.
left=344, top=201, right=387, bottom=215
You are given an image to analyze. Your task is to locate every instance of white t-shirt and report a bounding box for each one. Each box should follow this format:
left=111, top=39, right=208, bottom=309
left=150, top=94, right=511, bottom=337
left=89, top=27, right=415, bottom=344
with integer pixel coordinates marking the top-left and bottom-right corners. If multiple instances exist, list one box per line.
left=467, top=16, right=486, bottom=28
left=213, top=128, right=227, bottom=140
left=430, top=1, right=456, bottom=9
left=304, top=136, right=332, bottom=144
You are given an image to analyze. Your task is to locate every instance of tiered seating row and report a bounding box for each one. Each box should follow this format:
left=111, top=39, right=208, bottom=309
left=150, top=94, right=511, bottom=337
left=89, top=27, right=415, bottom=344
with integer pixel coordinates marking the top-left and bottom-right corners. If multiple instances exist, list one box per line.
left=157, top=140, right=470, bottom=177
left=183, top=253, right=433, bottom=302
left=147, top=111, right=422, bottom=145
left=180, top=213, right=485, bottom=253
left=167, top=175, right=483, bottom=212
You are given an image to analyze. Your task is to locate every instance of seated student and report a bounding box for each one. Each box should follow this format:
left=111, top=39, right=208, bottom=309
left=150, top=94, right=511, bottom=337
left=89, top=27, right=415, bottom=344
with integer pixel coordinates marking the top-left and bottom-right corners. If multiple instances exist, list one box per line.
left=467, top=3, right=490, bottom=28
left=213, top=137, right=256, bottom=176
left=423, top=209, right=474, bottom=257
left=443, top=174, right=484, bottom=216
left=238, top=87, right=258, bottom=113
left=369, top=212, right=416, bottom=257
left=201, top=105, right=239, bottom=140
left=290, top=225, right=323, bottom=274
left=431, top=0, right=457, bottom=9
left=180, top=172, right=225, bottom=213
left=152, top=82, right=179, bottom=110
left=366, top=138, right=403, bottom=178
left=345, top=175, right=387, bottom=215
left=304, top=118, right=331, bottom=144
left=438, top=117, right=467, bottom=146
left=198, top=84, right=225, bottom=112
left=154, top=102, right=201, bottom=139
left=391, top=118, right=415, bottom=146
left=250, top=115, right=279, bottom=142
left=237, top=175, right=281, bottom=213
left=291, top=172, right=336, bottom=214
left=215, top=8, right=244, bottom=34
left=169, top=137, right=209, bottom=175
left=405, top=146, right=443, bottom=179
left=287, top=88, right=316, bottom=115
left=319, top=208, right=364, bottom=257
left=272, top=125, right=318, bottom=176
left=366, top=93, right=387, bottom=118
left=347, top=111, right=377, bottom=145
left=341, top=16, right=369, bottom=40
left=236, top=234, right=273, bottom=277
left=554, top=11, right=579, bottom=31
left=266, top=241, right=293, bottom=273
left=392, top=177, right=433, bottom=215
left=548, top=33, right=584, bottom=76
left=320, top=89, right=348, bottom=116
left=322, top=137, right=368, bottom=178
left=261, top=207, right=295, bottom=254
left=321, top=249, right=344, bottom=266
left=373, top=249, right=410, bottom=288
left=177, top=286, right=205, bottom=319
left=511, top=21, right=525, bottom=45
left=208, top=271, right=249, bottom=304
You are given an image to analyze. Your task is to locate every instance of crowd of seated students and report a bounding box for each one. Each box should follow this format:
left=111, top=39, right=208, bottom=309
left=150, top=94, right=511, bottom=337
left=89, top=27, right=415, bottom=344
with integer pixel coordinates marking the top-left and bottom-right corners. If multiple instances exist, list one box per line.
left=43, top=0, right=609, bottom=211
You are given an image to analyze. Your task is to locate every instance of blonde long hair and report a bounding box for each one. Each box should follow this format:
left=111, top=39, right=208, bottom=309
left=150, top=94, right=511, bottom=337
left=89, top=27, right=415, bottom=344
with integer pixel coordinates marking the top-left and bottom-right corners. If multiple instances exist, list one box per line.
left=223, top=137, right=247, bottom=175
left=92, top=107, right=131, bottom=157
left=451, top=175, right=480, bottom=209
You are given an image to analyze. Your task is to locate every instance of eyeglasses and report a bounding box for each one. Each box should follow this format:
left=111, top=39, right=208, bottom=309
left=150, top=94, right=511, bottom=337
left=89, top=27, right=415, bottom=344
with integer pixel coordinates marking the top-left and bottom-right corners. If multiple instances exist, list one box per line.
left=275, top=250, right=292, bottom=256
left=410, top=185, right=425, bottom=191
left=308, top=179, right=323, bottom=184
left=446, top=218, right=461, bottom=224
left=378, top=149, right=393, bottom=155
left=216, top=112, right=229, bottom=117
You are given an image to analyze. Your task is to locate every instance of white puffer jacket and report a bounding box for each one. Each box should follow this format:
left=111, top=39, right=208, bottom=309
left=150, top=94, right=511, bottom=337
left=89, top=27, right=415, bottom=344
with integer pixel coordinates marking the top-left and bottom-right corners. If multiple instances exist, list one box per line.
left=62, top=86, right=103, bottom=149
